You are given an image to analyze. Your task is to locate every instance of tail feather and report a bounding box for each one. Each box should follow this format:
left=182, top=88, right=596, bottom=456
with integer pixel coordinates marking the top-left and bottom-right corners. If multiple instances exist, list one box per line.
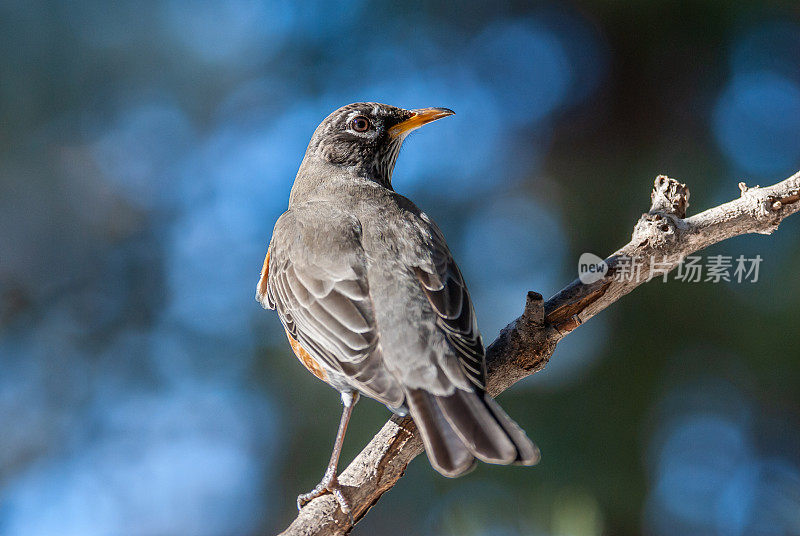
left=405, top=389, right=476, bottom=477
left=406, top=387, right=540, bottom=476
left=434, top=390, right=517, bottom=464
left=483, top=395, right=541, bottom=465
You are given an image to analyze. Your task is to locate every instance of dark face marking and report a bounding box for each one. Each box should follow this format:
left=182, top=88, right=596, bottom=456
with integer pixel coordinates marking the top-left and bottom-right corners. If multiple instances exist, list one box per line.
left=307, top=102, right=415, bottom=188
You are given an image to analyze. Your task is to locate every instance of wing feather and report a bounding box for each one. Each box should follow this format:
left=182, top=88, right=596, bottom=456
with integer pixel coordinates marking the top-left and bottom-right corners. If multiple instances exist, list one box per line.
left=258, top=207, right=404, bottom=408
left=415, top=223, right=487, bottom=392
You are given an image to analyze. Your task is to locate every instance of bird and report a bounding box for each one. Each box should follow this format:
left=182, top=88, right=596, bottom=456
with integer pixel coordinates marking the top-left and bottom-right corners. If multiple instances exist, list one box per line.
left=256, top=102, right=539, bottom=516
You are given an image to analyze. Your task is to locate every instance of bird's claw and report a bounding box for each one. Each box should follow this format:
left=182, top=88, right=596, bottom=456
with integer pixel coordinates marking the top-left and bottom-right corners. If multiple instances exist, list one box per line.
left=296, top=475, right=353, bottom=523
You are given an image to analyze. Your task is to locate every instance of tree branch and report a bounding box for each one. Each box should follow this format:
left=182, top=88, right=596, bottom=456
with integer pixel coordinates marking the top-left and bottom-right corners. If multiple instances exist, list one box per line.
left=279, top=170, right=800, bottom=536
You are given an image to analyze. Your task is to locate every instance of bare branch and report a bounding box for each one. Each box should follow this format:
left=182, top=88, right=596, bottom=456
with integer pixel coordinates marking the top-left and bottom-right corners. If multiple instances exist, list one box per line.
left=279, top=170, right=800, bottom=536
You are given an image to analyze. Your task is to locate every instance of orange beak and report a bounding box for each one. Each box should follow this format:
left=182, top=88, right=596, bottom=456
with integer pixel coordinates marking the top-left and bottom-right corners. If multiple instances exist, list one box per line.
left=388, top=107, right=455, bottom=138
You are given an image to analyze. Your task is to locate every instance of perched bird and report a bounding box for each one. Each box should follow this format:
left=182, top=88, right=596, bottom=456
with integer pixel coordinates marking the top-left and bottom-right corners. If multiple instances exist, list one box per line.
left=256, top=102, right=539, bottom=516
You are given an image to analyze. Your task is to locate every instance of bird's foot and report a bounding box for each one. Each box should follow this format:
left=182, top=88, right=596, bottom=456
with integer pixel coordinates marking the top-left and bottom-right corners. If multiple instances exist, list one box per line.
left=297, top=474, right=352, bottom=522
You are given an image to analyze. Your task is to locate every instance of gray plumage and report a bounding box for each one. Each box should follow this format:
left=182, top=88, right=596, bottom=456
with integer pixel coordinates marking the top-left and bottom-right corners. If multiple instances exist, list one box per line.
left=258, top=102, right=539, bottom=478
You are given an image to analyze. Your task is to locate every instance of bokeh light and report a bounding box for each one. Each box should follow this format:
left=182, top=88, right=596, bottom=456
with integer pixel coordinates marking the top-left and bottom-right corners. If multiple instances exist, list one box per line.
left=644, top=377, right=800, bottom=536
left=712, top=71, right=800, bottom=177
left=712, top=21, right=800, bottom=178
left=2, top=2, right=799, bottom=535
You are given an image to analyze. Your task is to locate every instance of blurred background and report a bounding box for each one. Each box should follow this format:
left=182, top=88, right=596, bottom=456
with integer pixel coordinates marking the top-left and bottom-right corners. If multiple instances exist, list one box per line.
left=2, top=1, right=800, bottom=535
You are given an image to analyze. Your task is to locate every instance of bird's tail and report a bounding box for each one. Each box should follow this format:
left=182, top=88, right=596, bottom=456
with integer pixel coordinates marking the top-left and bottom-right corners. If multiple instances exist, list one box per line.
left=404, top=388, right=540, bottom=477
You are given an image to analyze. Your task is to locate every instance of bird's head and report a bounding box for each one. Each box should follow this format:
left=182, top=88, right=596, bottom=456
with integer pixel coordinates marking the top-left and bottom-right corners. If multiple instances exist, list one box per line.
left=305, top=102, right=454, bottom=188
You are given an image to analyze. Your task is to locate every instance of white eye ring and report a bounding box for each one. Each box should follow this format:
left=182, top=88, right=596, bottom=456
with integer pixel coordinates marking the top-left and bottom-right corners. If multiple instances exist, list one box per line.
left=350, top=116, right=371, bottom=132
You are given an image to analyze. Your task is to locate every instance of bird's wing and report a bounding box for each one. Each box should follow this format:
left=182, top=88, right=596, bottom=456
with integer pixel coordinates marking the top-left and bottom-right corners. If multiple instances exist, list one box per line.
left=257, top=205, right=404, bottom=408
left=414, top=218, right=487, bottom=393
left=405, top=215, right=540, bottom=472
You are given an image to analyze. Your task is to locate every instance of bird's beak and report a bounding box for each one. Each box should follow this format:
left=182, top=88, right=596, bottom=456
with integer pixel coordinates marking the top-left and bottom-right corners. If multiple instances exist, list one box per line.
left=389, top=107, right=455, bottom=138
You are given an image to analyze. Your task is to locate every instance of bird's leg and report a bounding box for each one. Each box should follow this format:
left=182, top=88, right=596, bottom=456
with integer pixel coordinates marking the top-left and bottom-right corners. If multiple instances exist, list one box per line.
left=297, top=391, right=359, bottom=519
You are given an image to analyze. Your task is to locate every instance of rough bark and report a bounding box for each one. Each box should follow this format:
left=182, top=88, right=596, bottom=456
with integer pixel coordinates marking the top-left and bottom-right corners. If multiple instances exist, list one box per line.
left=279, top=170, right=800, bottom=536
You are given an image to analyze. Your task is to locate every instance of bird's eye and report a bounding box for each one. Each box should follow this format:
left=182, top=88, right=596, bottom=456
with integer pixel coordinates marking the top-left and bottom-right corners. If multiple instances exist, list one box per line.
left=350, top=116, right=371, bottom=132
